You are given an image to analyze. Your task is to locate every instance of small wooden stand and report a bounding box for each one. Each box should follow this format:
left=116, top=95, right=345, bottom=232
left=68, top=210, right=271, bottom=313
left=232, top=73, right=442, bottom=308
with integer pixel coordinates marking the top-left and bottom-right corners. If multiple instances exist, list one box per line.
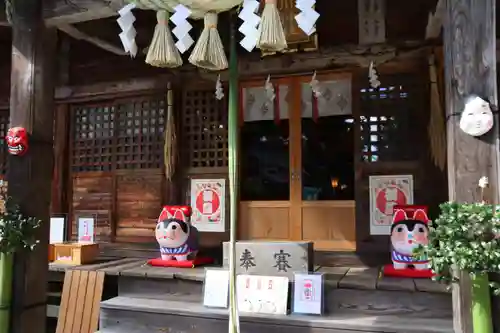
left=52, top=243, right=99, bottom=265
left=48, top=244, right=55, bottom=262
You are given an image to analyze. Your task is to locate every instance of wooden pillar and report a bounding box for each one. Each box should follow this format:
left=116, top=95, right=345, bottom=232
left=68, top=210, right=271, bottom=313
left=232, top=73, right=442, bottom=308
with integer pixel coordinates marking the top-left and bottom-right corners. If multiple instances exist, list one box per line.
left=8, top=0, right=57, bottom=332
left=52, top=37, right=71, bottom=215
left=443, top=0, right=498, bottom=333
left=52, top=104, right=70, bottom=214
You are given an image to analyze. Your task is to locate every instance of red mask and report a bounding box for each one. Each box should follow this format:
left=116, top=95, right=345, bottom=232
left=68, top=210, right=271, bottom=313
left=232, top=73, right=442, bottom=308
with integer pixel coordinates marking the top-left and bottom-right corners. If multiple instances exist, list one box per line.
left=6, top=127, right=28, bottom=156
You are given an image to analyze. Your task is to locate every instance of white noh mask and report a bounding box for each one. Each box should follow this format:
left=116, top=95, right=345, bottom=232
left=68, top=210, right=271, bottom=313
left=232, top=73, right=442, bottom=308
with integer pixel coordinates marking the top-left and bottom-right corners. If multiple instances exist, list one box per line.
left=459, top=96, right=494, bottom=137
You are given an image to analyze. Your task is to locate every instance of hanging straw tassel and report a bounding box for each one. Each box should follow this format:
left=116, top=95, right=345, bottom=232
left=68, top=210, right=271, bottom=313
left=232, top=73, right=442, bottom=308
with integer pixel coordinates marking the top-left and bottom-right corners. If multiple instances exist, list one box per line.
left=189, top=12, right=228, bottom=71
left=256, top=0, right=287, bottom=52
left=146, top=10, right=183, bottom=68
left=164, top=82, right=177, bottom=180
left=427, top=54, right=446, bottom=171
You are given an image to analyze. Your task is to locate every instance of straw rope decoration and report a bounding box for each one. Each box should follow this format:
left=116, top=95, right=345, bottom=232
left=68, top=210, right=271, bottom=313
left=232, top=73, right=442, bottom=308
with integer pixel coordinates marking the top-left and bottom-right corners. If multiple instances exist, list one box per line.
left=146, top=10, right=183, bottom=68
left=164, top=82, right=177, bottom=180
left=428, top=54, right=446, bottom=171
left=189, top=12, right=228, bottom=70
left=256, top=0, right=287, bottom=52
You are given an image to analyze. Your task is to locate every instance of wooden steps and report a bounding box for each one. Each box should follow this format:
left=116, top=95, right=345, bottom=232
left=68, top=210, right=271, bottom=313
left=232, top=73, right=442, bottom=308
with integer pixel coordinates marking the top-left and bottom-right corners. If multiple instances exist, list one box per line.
left=97, top=262, right=454, bottom=333
left=99, top=296, right=453, bottom=333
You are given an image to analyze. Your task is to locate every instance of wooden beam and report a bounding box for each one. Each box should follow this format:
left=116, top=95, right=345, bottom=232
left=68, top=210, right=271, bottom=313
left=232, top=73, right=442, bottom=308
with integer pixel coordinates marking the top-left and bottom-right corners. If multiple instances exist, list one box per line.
left=58, top=24, right=127, bottom=55
left=443, top=1, right=498, bottom=333
left=0, top=0, right=127, bottom=26
left=55, top=75, right=171, bottom=102
left=8, top=0, right=57, bottom=332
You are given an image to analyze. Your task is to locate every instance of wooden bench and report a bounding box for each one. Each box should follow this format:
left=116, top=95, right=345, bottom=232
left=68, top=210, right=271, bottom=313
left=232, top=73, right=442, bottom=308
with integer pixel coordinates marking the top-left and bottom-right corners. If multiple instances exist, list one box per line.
left=56, top=270, right=105, bottom=333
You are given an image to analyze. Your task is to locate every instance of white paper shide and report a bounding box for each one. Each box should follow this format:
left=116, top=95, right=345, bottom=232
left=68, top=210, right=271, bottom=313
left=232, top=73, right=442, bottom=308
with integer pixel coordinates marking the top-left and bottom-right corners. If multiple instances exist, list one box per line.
left=117, top=3, right=138, bottom=57
left=239, top=0, right=261, bottom=52
left=171, top=4, right=194, bottom=53
left=295, top=0, right=319, bottom=36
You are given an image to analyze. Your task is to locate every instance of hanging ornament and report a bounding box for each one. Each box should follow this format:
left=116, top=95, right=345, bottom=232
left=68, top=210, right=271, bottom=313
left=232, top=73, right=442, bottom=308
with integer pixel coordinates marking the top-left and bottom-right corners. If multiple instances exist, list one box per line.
left=215, top=75, right=225, bottom=100
left=171, top=4, right=194, bottom=54
left=368, top=61, right=381, bottom=89
left=146, top=11, right=183, bottom=68
left=239, top=0, right=261, bottom=52
left=295, top=0, right=319, bottom=36
left=264, top=75, right=275, bottom=101
left=309, top=71, right=321, bottom=97
left=256, top=0, right=287, bottom=52
left=459, top=96, right=495, bottom=137
left=117, top=3, right=138, bottom=57
left=189, top=12, right=228, bottom=70
left=309, top=71, right=321, bottom=122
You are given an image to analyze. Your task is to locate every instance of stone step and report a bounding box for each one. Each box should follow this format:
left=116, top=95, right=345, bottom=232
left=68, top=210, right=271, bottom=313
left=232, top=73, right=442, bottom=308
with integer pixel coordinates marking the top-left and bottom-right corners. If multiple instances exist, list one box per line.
left=99, top=296, right=453, bottom=333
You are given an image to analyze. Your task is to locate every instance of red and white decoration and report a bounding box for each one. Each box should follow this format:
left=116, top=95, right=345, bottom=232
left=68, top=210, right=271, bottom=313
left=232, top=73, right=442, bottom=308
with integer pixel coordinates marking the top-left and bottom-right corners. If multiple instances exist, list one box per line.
left=301, top=77, right=352, bottom=121
left=369, top=175, right=414, bottom=235
left=383, top=205, right=434, bottom=279
left=190, top=179, right=226, bottom=232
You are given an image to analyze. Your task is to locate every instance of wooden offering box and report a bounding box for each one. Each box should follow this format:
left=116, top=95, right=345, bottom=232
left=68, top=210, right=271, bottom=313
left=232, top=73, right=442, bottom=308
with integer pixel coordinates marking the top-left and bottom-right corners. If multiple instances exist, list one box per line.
left=52, top=243, right=99, bottom=265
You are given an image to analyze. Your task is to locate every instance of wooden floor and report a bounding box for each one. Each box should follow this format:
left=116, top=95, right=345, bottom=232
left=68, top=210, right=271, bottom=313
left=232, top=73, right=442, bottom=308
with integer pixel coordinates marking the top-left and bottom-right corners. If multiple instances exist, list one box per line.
left=49, top=258, right=448, bottom=295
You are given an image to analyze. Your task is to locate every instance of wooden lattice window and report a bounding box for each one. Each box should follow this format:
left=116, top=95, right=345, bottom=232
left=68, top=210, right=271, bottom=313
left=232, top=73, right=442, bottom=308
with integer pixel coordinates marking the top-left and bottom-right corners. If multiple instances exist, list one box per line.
left=71, top=96, right=165, bottom=172
left=72, top=104, right=115, bottom=172
left=115, top=98, right=165, bottom=169
left=0, top=111, right=8, bottom=175
left=182, top=89, right=228, bottom=169
left=359, top=77, right=426, bottom=162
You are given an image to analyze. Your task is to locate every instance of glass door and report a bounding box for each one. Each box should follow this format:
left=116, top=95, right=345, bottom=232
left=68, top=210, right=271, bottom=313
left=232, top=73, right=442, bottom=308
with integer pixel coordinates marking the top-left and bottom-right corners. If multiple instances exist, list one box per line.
left=239, top=79, right=293, bottom=240
left=238, top=74, right=356, bottom=251
left=295, top=73, right=356, bottom=250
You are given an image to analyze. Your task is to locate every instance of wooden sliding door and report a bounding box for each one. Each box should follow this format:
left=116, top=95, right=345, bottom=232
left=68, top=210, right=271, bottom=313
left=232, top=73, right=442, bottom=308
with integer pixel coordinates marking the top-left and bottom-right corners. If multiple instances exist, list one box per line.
left=239, top=73, right=356, bottom=251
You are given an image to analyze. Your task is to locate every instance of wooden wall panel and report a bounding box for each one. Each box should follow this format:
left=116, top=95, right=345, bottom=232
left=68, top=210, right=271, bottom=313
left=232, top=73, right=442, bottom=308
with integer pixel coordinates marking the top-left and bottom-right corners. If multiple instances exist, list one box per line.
left=71, top=173, right=113, bottom=242
left=115, top=170, right=163, bottom=243
left=353, top=66, right=447, bottom=255
left=239, top=202, right=290, bottom=240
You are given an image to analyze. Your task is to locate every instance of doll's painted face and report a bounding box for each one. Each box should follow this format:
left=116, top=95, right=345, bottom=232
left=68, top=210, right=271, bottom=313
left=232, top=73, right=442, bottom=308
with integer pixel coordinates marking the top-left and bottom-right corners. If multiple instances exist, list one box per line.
left=391, top=221, right=429, bottom=255
left=155, top=219, right=189, bottom=248
left=459, top=96, right=494, bottom=137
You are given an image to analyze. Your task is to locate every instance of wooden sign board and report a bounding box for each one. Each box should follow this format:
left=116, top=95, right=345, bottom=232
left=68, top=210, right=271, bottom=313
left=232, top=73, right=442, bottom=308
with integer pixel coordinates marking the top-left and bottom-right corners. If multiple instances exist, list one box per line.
left=236, top=274, right=289, bottom=315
